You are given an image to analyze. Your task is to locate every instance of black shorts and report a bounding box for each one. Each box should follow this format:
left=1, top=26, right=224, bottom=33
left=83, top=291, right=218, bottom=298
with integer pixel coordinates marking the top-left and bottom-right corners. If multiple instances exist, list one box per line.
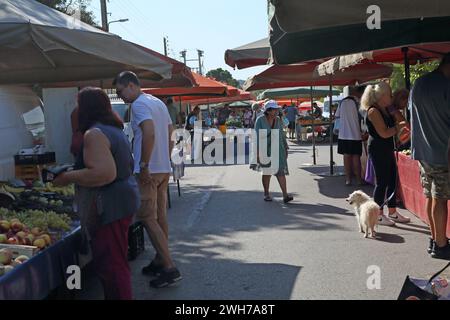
left=338, top=139, right=362, bottom=156
left=288, top=121, right=296, bottom=129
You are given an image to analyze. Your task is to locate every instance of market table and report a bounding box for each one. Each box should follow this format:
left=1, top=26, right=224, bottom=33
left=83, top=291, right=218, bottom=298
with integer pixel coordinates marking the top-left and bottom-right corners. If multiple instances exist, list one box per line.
left=0, top=225, right=84, bottom=300
left=396, top=152, right=450, bottom=237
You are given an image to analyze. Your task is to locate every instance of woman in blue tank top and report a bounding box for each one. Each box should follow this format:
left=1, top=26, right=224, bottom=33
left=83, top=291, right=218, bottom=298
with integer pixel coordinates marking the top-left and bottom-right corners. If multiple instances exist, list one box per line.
left=54, top=87, right=140, bottom=300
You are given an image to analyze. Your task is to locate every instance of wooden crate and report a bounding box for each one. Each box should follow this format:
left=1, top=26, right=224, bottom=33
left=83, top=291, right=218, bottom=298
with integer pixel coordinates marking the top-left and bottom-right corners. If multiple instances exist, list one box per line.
left=14, top=163, right=55, bottom=180
left=15, top=164, right=40, bottom=180
left=0, top=243, right=39, bottom=258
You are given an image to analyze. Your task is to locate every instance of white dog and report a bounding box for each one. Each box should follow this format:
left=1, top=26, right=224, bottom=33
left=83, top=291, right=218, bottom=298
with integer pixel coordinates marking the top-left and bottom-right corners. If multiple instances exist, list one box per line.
left=346, top=190, right=379, bottom=238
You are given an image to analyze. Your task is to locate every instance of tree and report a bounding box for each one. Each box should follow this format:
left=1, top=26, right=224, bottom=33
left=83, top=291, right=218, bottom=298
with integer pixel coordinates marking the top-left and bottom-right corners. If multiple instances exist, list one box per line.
left=206, top=68, right=241, bottom=88
left=390, top=61, right=439, bottom=92
left=36, top=0, right=98, bottom=26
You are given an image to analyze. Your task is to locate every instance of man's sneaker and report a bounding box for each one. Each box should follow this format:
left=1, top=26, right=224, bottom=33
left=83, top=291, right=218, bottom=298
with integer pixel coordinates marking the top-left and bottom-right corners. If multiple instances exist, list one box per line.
left=142, top=261, right=165, bottom=276
left=431, top=243, right=450, bottom=260
left=378, top=215, right=396, bottom=226
left=150, top=268, right=182, bottom=288
left=427, top=238, right=435, bottom=254
left=388, top=212, right=411, bottom=224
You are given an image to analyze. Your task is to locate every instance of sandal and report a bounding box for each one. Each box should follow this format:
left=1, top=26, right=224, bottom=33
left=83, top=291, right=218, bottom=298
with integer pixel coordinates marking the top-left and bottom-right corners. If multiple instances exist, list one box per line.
left=283, top=195, right=294, bottom=203
left=264, top=195, right=273, bottom=202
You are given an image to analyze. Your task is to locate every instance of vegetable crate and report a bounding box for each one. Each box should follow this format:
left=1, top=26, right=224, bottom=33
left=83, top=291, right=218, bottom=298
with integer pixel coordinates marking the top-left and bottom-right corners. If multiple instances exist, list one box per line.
left=0, top=243, right=39, bottom=258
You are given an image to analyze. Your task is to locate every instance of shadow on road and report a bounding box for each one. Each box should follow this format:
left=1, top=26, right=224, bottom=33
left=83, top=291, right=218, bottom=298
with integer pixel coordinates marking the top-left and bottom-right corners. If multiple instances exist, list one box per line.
left=374, top=232, right=405, bottom=244
left=135, top=254, right=303, bottom=299
left=298, top=166, right=375, bottom=199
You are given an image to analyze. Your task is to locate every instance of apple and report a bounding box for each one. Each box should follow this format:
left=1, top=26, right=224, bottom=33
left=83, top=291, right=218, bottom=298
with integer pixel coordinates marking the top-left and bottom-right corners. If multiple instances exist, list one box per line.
left=0, top=220, right=10, bottom=233
left=33, top=238, right=46, bottom=249
left=9, top=219, right=20, bottom=226
left=0, top=249, right=13, bottom=265
left=0, top=234, right=7, bottom=244
left=25, top=234, right=35, bottom=244
left=31, top=227, right=41, bottom=236
left=15, top=231, right=27, bottom=239
left=7, top=237, right=18, bottom=245
left=15, top=255, right=29, bottom=263
left=11, top=221, right=23, bottom=233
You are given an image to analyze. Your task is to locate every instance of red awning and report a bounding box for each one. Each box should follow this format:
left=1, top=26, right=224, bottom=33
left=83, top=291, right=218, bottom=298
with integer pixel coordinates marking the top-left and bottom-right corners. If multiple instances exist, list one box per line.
left=244, top=62, right=393, bottom=91
left=188, top=90, right=255, bottom=106
left=143, top=72, right=228, bottom=97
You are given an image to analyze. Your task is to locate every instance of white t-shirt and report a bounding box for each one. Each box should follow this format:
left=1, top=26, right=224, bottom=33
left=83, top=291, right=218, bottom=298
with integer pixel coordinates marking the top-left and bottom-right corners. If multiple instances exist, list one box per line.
left=131, top=93, right=172, bottom=174
left=335, top=97, right=362, bottom=141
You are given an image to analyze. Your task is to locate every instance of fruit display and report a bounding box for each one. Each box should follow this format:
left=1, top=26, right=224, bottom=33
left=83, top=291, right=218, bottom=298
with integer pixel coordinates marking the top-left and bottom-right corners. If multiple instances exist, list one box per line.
left=2, top=183, right=75, bottom=197
left=0, top=208, right=72, bottom=233
left=0, top=216, right=56, bottom=253
left=0, top=248, right=30, bottom=277
left=0, top=184, right=78, bottom=220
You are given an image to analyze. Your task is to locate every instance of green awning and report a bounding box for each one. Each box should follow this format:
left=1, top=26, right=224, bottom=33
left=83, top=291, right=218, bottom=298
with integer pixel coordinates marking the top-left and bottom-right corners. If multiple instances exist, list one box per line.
left=259, top=87, right=340, bottom=100
left=269, top=0, right=450, bottom=64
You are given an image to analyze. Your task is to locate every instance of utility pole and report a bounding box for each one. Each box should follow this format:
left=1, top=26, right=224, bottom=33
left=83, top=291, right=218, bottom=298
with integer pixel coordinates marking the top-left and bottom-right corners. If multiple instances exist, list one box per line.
left=163, top=37, right=168, bottom=56
left=197, top=50, right=204, bottom=75
left=180, top=50, right=187, bottom=65
left=100, top=0, right=108, bottom=31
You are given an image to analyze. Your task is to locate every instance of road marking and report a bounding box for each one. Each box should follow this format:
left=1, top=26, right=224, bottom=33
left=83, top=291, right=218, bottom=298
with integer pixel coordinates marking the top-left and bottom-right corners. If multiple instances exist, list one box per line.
left=185, top=171, right=225, bottom=230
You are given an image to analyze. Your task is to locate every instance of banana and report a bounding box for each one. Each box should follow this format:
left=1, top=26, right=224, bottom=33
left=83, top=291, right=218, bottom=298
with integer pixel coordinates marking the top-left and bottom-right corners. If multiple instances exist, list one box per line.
left=3, top=185, right=24, bottom=194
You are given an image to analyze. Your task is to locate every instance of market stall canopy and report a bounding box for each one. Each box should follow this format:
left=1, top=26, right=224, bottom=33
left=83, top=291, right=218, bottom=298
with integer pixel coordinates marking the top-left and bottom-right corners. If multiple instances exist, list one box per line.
left=271, top=98, right=310, bottom=106
left=259, top=87, right=340, bottom=100
left=224, top=38, right=270, bottom=69
left=143, top=72, right=229, bottom=97
left=228, top=101, right=253, bottom=108
left=43, top=43, right=196, bottom=88
left=0, top=0, right=173, bottom=85
left=187, top=90, right=255, bottom=106
left=316, top=42, right=450, bottom=75
left=269, top=0, right=450, bottom=64
left=244, top=62, right=393, bottom=91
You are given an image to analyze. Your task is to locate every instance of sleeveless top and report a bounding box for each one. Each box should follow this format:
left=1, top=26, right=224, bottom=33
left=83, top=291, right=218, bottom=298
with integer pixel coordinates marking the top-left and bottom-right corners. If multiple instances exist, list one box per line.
left=366, top=106, right=395, bottom=152
left=75, top=123, right=140, bottom=227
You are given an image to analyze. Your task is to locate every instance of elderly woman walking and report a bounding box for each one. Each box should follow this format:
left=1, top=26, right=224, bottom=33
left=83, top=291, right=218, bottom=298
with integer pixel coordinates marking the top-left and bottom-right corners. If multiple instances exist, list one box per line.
left=252, top=100, right=293, bottom=203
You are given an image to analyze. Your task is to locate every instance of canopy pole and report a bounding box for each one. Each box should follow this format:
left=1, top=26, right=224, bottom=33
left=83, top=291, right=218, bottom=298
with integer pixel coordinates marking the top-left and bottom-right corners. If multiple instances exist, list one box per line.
left=329, top=84, right=334, bottom=175
left=179, top=98, right=182, bottom=126
left=310, top=86, right=316, bottom=165
left=402, top=47, right=411, bottom=90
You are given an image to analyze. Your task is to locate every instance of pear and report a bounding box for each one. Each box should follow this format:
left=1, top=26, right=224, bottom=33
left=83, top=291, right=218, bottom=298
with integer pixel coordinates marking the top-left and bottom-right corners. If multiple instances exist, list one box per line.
left=0, top=234, right=7, bottom=244
left=33, top=238, right=46, bottom=249
left=0, top=249, right=13, bottom=265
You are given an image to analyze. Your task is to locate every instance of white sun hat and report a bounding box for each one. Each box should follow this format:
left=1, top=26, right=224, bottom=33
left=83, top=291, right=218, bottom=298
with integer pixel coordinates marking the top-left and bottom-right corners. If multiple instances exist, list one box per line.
left=263, top=100, right=280, bottom=112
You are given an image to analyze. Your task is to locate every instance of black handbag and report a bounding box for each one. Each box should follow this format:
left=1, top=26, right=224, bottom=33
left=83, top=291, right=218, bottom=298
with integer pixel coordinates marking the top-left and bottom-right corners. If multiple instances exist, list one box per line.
left=398, top=262, right=450, bottom=300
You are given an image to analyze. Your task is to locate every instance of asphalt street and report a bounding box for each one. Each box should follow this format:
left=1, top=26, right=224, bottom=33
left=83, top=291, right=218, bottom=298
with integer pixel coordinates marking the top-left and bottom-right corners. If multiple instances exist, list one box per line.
left=78, top=141, right=449, bottom=300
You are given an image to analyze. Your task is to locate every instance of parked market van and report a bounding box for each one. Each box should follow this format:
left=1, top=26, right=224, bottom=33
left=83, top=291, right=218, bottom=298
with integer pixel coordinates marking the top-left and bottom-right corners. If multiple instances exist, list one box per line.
left=0, top=86, right=43, bottom=180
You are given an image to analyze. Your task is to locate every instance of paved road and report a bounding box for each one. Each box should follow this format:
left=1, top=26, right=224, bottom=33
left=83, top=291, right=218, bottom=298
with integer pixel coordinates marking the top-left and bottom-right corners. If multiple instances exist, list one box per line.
left=79, top=141, right=449, bottom=300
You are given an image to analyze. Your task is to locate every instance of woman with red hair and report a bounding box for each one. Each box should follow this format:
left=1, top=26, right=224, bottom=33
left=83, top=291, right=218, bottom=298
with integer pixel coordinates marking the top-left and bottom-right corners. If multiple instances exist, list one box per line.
left=54, top=87, right=140, bottom=300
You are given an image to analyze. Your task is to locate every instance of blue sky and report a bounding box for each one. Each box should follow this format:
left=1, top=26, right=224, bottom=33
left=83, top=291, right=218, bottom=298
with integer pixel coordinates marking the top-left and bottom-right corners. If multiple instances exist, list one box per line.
left=89, top=0, right=269, bottom=81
